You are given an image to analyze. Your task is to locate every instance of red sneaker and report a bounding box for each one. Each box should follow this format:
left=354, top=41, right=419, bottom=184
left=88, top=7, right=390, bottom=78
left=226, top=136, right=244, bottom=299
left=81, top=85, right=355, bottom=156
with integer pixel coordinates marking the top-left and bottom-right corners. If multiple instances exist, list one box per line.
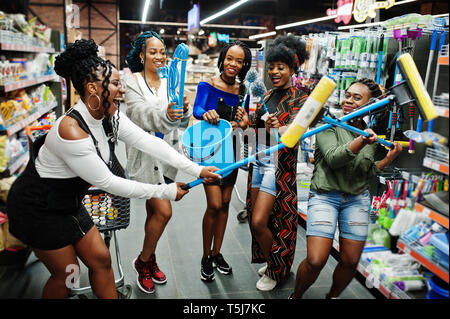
left=133, top=257, right=155, bottom=294
left=150, top=254, right=167, bottom=284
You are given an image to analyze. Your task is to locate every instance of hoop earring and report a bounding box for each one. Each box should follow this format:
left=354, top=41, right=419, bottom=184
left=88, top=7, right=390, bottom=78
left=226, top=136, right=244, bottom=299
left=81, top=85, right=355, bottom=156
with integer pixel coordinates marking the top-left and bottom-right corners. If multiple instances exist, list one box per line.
left=87, top=94, right=101, bottom=111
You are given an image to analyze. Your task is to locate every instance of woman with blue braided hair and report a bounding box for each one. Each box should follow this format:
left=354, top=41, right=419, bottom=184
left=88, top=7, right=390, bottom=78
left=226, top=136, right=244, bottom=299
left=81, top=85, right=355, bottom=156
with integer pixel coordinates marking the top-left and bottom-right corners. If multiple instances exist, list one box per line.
left=124, top=31, right=194, bottom=294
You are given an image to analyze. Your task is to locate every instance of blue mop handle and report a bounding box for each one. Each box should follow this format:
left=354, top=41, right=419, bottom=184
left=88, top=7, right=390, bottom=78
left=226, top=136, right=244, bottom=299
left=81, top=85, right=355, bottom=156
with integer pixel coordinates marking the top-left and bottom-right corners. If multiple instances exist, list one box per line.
left=181, top=96, right=393, bottom=190
left=428, top=30, right=447, bottom=132
left=323, top=116, right=394, bottom=148
left=376, top=34, right=384, bottom=84
left=236, top=82, right=252, bottom=124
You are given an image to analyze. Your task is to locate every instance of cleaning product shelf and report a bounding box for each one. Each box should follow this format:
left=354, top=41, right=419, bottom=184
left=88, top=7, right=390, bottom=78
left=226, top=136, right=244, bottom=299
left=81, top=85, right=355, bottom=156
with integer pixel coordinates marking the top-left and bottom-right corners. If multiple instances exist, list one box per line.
left=5, top=150, right=29, bottom=176
left=0, top=74, right=58, bottom=93
left=397, top=239, right=449, bottom=284
left=297, top=208, right=412, bottom=299
left=1, top=100, right=57, bottom=136
left=0, top=42, right=55, bottom=53
left=435, top=106, right=449, bottom=118
left=414, top=202, right=449, bottom=229
left=423, top=148, right=449, bottom=175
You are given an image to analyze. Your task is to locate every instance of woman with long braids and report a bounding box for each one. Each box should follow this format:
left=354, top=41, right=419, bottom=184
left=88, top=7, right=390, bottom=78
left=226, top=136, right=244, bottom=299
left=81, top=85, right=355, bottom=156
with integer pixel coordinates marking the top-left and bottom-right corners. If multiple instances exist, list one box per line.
left=246, top=35, right=309, bottom=291
left=291, top=78, right=402, bottom=299
left=124, top=31, right=193, bottom=294
left=192, top=41, right=251, bottom=282
left=5, top=39, right=219, bottom=299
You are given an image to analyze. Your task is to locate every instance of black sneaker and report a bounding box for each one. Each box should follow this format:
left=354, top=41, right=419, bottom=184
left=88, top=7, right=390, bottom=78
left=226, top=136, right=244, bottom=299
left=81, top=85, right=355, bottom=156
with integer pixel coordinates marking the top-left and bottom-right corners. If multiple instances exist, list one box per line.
left=212, top=253, right=232, bottom=275
left=200, top=255, right=215, bottom=282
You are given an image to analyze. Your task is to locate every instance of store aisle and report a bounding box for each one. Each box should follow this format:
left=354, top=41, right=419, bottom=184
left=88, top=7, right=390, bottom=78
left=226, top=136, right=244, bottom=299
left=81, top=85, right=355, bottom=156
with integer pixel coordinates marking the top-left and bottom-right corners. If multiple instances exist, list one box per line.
left=0, top=116, right=374, bottom=299
left=0, top=151, right=374, bottom=299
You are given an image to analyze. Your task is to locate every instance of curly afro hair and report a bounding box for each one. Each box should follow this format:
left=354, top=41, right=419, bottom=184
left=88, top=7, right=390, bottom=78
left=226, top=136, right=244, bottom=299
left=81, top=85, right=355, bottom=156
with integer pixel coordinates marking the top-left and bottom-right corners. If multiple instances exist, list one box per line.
left=125, top=31, right=165, bottom=73
left=266, top=35, right=309, bottom=72
left=217, top=40, right=252, bottom=82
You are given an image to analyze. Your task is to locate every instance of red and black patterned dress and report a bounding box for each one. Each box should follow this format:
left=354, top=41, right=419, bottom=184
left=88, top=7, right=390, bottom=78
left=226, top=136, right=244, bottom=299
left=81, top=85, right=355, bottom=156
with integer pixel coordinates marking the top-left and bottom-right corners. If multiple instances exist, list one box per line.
left=246, top=86, right=309, bottom=283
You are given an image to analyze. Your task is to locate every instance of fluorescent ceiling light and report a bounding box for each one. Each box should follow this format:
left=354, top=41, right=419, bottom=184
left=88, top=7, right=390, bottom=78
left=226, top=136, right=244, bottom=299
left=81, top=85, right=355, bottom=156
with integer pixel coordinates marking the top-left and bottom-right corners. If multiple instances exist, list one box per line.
left=249, top=31, right=276, bottom=40
left=276, top=15, right=337, bottom=30
left=393, top=0, right=417, bottom=5
left=120, top=20, right=265, bottom=30
left=141, top=0, right=151, bottom=22
left=200, top=0, right=250, bottom=25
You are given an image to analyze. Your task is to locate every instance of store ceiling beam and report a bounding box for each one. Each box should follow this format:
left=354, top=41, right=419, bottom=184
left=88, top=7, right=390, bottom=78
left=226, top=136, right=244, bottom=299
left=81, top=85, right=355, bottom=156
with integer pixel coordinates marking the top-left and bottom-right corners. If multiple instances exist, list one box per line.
left=119, top=19, right=266, bottom=30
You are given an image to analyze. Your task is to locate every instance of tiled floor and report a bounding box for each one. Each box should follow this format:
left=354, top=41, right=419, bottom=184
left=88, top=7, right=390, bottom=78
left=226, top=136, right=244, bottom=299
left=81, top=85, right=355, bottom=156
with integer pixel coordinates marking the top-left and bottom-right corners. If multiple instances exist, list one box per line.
left=0, top=142, right=375, bottom=299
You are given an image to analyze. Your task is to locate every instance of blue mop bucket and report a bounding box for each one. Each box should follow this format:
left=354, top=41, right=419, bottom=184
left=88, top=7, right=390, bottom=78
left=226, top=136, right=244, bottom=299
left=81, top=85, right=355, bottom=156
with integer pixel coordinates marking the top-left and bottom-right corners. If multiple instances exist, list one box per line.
left=181, top=119, right=234, bottom=178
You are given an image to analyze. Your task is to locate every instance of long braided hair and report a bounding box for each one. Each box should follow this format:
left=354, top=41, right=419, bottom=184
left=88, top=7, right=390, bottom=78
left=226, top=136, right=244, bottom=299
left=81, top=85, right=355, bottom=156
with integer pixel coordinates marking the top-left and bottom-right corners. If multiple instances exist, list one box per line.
left=125, top=31, right=165, bottom=73
left=54, top=39, right=119, bottom=144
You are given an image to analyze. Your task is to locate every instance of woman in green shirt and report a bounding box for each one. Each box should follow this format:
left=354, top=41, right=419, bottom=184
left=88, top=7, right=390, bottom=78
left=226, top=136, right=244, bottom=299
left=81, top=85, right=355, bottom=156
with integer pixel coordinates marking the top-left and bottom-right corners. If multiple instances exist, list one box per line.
left=291, top=78, right=403, bottom=299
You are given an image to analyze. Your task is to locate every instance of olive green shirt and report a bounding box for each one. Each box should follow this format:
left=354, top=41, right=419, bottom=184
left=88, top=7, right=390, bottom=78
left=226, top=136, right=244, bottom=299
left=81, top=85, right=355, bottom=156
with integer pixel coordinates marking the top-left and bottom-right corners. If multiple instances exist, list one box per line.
left=310, top=125, right=381, bottom=195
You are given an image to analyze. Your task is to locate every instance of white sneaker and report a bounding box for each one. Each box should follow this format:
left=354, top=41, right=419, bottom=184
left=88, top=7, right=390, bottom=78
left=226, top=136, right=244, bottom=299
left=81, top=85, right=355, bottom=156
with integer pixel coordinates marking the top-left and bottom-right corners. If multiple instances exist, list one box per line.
left=256, top=274, right=277, bottom=291
left=257, top=264, right=267, bottom=277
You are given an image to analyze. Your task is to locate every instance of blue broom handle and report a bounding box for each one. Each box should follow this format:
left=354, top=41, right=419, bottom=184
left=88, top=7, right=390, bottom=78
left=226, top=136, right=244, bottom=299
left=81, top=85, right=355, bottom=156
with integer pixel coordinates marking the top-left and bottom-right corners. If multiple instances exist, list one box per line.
left=181, top=96, right=393, bottom=190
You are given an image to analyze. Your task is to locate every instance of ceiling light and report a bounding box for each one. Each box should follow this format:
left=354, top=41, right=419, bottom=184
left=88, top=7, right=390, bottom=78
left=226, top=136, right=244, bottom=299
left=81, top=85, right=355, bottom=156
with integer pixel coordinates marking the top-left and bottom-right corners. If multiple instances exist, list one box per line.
left=141, top=0, right=151, bottom=22
left=276, top=15, right=337, bottom=30
left=160, top=28, right=165, bottom=34
left=200, top=0, right=250, bottom=25
left=249, top=31, right=276, bottom=40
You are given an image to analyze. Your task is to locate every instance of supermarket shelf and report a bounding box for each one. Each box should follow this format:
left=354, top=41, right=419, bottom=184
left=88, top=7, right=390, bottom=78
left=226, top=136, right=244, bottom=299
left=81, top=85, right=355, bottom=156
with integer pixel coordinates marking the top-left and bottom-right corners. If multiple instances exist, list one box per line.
left=297, top=207, right=410, bottom=299
left=397, top=239, right=449, bottom=284
left=423, top=156, right=449, bottom=175
left=1, top=101, right=57, bottom=136
left=435, top=106, right=449, bottom=118
left=0, top=74, right=58, bottom=93
left=5, top=150, right=29, bottom=176
left=0, top=42, right=55, bottom=53
left=414, top=202, right=449, bottom=229
left=438, top=56, right=449, bottom=66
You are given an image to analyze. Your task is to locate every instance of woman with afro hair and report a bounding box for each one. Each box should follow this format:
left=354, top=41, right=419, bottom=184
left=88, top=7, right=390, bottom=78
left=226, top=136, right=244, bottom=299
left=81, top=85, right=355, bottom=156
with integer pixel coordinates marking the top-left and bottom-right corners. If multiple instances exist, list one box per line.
left=6, top=39, right=219, bottom=299
left=246, top=35, right=309, bottom=291
left=192, top=41, right=251, bottom=283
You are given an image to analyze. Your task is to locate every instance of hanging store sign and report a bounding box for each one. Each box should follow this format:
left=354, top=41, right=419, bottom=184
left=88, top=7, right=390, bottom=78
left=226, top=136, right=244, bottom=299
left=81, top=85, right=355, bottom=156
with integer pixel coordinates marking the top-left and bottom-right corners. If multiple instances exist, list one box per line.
left=208, top=32, right=218, bottom=47
left=353, top=0, right=395, bottom=23
left=326, top=0, right=354, bottom=25
left=217, top=33, right=230, bottom=43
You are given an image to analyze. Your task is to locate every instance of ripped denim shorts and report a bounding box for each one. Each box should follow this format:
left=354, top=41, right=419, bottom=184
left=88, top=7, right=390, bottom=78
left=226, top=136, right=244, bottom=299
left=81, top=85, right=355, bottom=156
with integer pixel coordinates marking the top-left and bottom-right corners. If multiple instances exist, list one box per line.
left=306, top=190, right=371, bottom=242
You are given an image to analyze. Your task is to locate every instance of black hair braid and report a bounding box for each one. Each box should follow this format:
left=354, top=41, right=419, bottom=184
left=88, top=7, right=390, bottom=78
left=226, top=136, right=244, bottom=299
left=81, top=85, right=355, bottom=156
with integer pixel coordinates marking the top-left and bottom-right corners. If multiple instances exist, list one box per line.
left=349, top=78, right=383, bottom=99
left=217, top=41, right=252, bottom=82
left=54, top=39, right=120, bottom=143
left=100, top=59, right=121, bottom=145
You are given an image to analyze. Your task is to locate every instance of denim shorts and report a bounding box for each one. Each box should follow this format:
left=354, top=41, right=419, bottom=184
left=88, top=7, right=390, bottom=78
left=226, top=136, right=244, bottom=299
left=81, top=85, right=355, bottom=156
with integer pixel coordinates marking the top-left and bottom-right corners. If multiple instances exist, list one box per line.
left=251, top=144, right=277, bottom=197
left=306, top=190, right=371, bottom=242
